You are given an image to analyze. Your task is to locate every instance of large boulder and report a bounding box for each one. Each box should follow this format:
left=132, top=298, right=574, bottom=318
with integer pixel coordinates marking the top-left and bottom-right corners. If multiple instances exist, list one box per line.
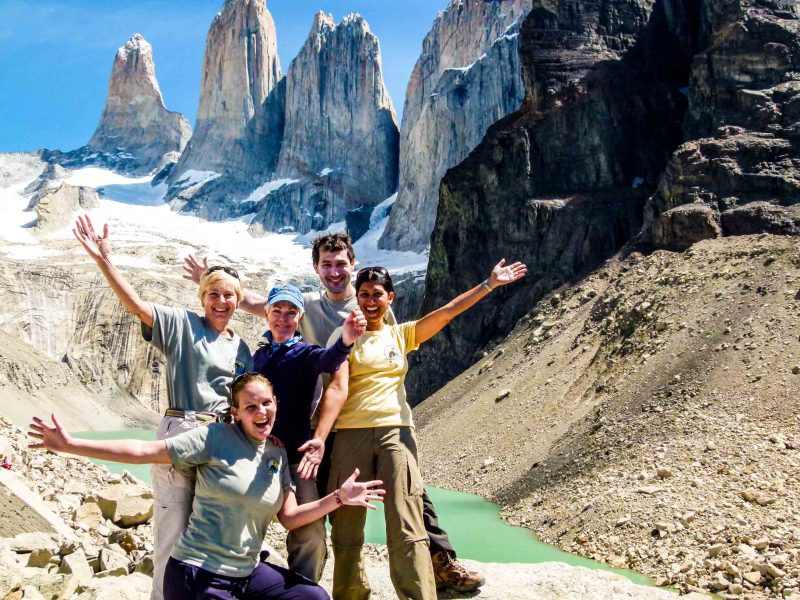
left=75, top=572, right=151, bottom=600
left=652, top=203, right=722, bottom=250
left=92, top=484, right=153, bottom=528
left=0, top=470, right=76, bottom=540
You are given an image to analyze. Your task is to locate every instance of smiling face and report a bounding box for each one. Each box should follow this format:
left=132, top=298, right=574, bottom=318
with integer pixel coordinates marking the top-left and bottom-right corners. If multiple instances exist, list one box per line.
left=314, top=248, right=355, bottom=299
left=232, top=380, right=277, bottom=443
left=202, top=282, right=238, bottom=333
left=266, top=300, right=302, bottom=343
left=357, top=281, right=394, bottom=331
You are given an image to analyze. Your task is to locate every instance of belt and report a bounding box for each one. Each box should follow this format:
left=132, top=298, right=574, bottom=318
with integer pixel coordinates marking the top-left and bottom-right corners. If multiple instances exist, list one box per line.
left=164, top=409, right=225, bottom=425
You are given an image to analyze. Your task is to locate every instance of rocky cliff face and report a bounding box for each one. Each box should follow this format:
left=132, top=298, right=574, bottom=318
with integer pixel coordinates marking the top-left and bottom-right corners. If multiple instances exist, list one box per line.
left=79, top=34, right=191, bottom=175
left=171, top=0, right=283, bottom=180
left=643, top=0, right=800, bottom=249
left=248, top=12, right=399, bottom=236
left=379, top=0, right=532, bottom=252
left=407, top=0, right=699, bottom=402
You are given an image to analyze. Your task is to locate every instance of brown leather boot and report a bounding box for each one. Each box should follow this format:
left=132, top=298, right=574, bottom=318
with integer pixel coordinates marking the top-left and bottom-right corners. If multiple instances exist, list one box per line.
left=431, top=550, right=486, bottom=592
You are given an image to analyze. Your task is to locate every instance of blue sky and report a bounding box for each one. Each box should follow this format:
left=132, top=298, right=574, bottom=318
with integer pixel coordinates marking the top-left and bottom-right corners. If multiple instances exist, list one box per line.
left=0, top=0, right=443, bottom=153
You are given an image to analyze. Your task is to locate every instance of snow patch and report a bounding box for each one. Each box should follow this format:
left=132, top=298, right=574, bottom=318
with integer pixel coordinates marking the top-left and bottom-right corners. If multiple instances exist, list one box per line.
left=64, top=167, right=151, bottom=188
left=172, top=170, right=221, bottom=188
left=353, top=194, right=428, bottom=274
left=318, top=168, right=334, bottom=177
left=240, top=178, right=298, bottom=203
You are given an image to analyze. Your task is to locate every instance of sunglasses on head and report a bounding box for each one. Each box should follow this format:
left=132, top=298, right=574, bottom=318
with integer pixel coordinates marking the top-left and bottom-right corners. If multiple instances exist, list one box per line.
left=205, top=265, right=240, bottom=280
left=356, top=266, right=389, bottom=277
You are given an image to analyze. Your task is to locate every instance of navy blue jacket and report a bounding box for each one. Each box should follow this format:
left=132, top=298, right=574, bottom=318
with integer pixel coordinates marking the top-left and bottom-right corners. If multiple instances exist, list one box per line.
left=252, top=335, right=351, bottom=464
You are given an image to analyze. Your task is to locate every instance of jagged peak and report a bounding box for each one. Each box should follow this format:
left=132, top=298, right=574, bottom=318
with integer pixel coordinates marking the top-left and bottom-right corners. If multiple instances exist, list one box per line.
left=117, top=33, right=151, bottom=61
left=340, top=12, right=370, bottom=34
left=310, top=11, right=335, bottom=35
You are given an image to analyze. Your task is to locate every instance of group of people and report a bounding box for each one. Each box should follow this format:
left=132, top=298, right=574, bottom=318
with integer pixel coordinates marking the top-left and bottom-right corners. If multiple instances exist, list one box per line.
left=28, top=215, right=527, bottom=600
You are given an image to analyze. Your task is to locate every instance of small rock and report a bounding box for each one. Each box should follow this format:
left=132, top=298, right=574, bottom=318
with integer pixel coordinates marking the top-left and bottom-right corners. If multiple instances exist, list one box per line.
left=495, top=389, right=511, bottom=402
left=26, top=548, right=53, bottom=568
left=656, top=467, right=674, bottom=479
left=57, top=548, right=93, bottom=581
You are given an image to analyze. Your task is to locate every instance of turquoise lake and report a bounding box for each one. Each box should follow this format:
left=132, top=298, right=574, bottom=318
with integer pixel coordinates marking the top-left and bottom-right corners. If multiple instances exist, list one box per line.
left=75, top=429, right=654, bottom=587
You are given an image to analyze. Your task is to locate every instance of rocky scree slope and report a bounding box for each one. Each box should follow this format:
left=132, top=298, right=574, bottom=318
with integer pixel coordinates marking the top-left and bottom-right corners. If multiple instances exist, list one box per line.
left=415, top=234, right=800, bottom=598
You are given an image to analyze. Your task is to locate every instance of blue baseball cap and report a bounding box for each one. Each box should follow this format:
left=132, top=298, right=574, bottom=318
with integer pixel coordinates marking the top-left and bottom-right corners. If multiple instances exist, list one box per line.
left=267, top=284, right=304, bottom=310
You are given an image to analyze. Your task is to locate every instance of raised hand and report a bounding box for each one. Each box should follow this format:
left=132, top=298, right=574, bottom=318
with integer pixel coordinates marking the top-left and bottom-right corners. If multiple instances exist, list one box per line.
left=337, top=468, right=385, bottom=510
left=28, top=414, right=73, bottom=453
left=488, top=258, right=527, bottom=289
left=341, top=309, right=367, bottom=346
left=296, top=437, right=324, bottom=480
left=73, top=215, right=112, bottom=261
left=183, top=254, right=209, bottom=284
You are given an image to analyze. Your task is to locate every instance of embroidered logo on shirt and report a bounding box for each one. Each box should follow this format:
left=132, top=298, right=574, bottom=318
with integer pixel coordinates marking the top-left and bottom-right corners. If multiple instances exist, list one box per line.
left=384, top=346, right=401, bottom=367
left=268, top=458, right=280, bottom=474
left=234, top=360, right=247, bottom=375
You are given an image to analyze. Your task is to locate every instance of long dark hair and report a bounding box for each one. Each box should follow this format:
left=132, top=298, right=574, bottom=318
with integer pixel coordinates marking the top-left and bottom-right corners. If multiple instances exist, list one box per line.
left=355, top=266, right=394, bottom=294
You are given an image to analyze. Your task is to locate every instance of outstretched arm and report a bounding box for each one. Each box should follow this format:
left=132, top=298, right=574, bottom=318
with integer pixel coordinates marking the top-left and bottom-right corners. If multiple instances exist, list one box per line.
left=28, top=414, right=171, bottom=464
left=415, top=258, right=527, bottom=346
left=183, top=254, right=266, bottom=317
left=277, top=468, right=384, bottom=530
left=296, top=364, right=348, bottom=480
left=74, top=215, right=154, bottom=328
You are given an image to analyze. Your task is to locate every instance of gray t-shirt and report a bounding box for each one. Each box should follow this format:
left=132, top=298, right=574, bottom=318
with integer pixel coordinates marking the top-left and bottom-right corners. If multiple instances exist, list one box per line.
left=166, top=423, right=294, bottom=577
left=142, top=304, right=252, bottom=414
left=300, top=289, right=396, bottom=347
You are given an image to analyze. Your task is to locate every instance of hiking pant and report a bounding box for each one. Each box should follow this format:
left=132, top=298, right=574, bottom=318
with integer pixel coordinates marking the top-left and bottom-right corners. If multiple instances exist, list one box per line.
left=164, top=557, right=330, bottom=600
left=318, top=432, right=456, bottom=557
left=328, top=427, right=436, bottom=600
left=287, top=463, right=327, bottom=582
left=151, top=415, right=201, bottom=600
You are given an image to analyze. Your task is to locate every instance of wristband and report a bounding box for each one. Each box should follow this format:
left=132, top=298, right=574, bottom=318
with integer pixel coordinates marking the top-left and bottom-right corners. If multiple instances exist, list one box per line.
left=481, top=279, right=493, bottom=292
left=333, top=489, right=344, bottom=507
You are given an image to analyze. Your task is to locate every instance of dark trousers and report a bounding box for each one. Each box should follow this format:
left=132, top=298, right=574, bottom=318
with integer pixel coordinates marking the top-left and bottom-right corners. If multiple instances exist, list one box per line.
left=163, top=557, right=329, bottom=600
left=317, top=431, right=456, bottom=557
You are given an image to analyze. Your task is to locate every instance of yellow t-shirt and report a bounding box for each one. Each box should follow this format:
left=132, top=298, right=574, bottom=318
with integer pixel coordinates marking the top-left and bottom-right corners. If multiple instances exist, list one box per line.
left=331, top=321, right=418, bottom=429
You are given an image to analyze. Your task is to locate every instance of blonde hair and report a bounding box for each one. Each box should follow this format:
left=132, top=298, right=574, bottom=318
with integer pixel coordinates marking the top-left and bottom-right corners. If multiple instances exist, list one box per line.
left=198, top=269, right=243, bottom=305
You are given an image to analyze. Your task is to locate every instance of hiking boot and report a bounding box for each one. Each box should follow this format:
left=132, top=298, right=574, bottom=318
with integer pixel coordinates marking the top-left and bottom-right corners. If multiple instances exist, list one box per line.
left=431, top=550, right=486, bottom=592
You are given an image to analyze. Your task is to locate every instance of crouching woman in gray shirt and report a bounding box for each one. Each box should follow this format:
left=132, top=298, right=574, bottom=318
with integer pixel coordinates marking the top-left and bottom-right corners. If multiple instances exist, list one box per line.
left=28, top=373, right=384, bottom=600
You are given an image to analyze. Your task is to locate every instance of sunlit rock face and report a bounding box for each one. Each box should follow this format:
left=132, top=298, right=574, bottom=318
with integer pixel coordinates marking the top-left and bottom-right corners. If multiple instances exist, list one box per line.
left=70, top=34, right=191, bottom=176
left=379, top=0, right=532, bottom=252
left=248, top=12, right=399, bottom=237
left=171, top=0, right=283, bottom=180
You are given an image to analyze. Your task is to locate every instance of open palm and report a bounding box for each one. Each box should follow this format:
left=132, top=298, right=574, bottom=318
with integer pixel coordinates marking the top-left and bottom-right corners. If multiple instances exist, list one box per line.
left=489, top=258, right=527, bottom=288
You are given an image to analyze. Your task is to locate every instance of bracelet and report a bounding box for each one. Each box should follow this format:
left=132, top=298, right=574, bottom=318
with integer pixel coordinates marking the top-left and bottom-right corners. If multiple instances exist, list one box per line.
left=481, top=279, right=493, bottom=292
left=333, top=489, right=344, bottom=507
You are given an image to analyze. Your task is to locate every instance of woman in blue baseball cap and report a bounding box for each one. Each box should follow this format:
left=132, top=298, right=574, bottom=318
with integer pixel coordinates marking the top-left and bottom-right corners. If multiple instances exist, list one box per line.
left=251, top=283, right=367, bottom=581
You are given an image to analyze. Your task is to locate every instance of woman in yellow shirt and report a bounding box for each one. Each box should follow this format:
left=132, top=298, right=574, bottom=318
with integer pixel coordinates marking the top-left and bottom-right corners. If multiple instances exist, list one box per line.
left=327, top=259, right=526, bottom=600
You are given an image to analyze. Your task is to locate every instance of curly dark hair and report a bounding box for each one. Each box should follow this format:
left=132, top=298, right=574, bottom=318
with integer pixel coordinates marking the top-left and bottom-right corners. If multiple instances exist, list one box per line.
left=311, top=232, right=355, bottom=266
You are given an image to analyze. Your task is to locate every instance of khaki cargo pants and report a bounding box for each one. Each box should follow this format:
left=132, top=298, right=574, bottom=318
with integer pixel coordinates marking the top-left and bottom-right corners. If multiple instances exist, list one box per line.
left=328, top=426, right=436, bottom=600
left=287, top=462, right=327, bottom=581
